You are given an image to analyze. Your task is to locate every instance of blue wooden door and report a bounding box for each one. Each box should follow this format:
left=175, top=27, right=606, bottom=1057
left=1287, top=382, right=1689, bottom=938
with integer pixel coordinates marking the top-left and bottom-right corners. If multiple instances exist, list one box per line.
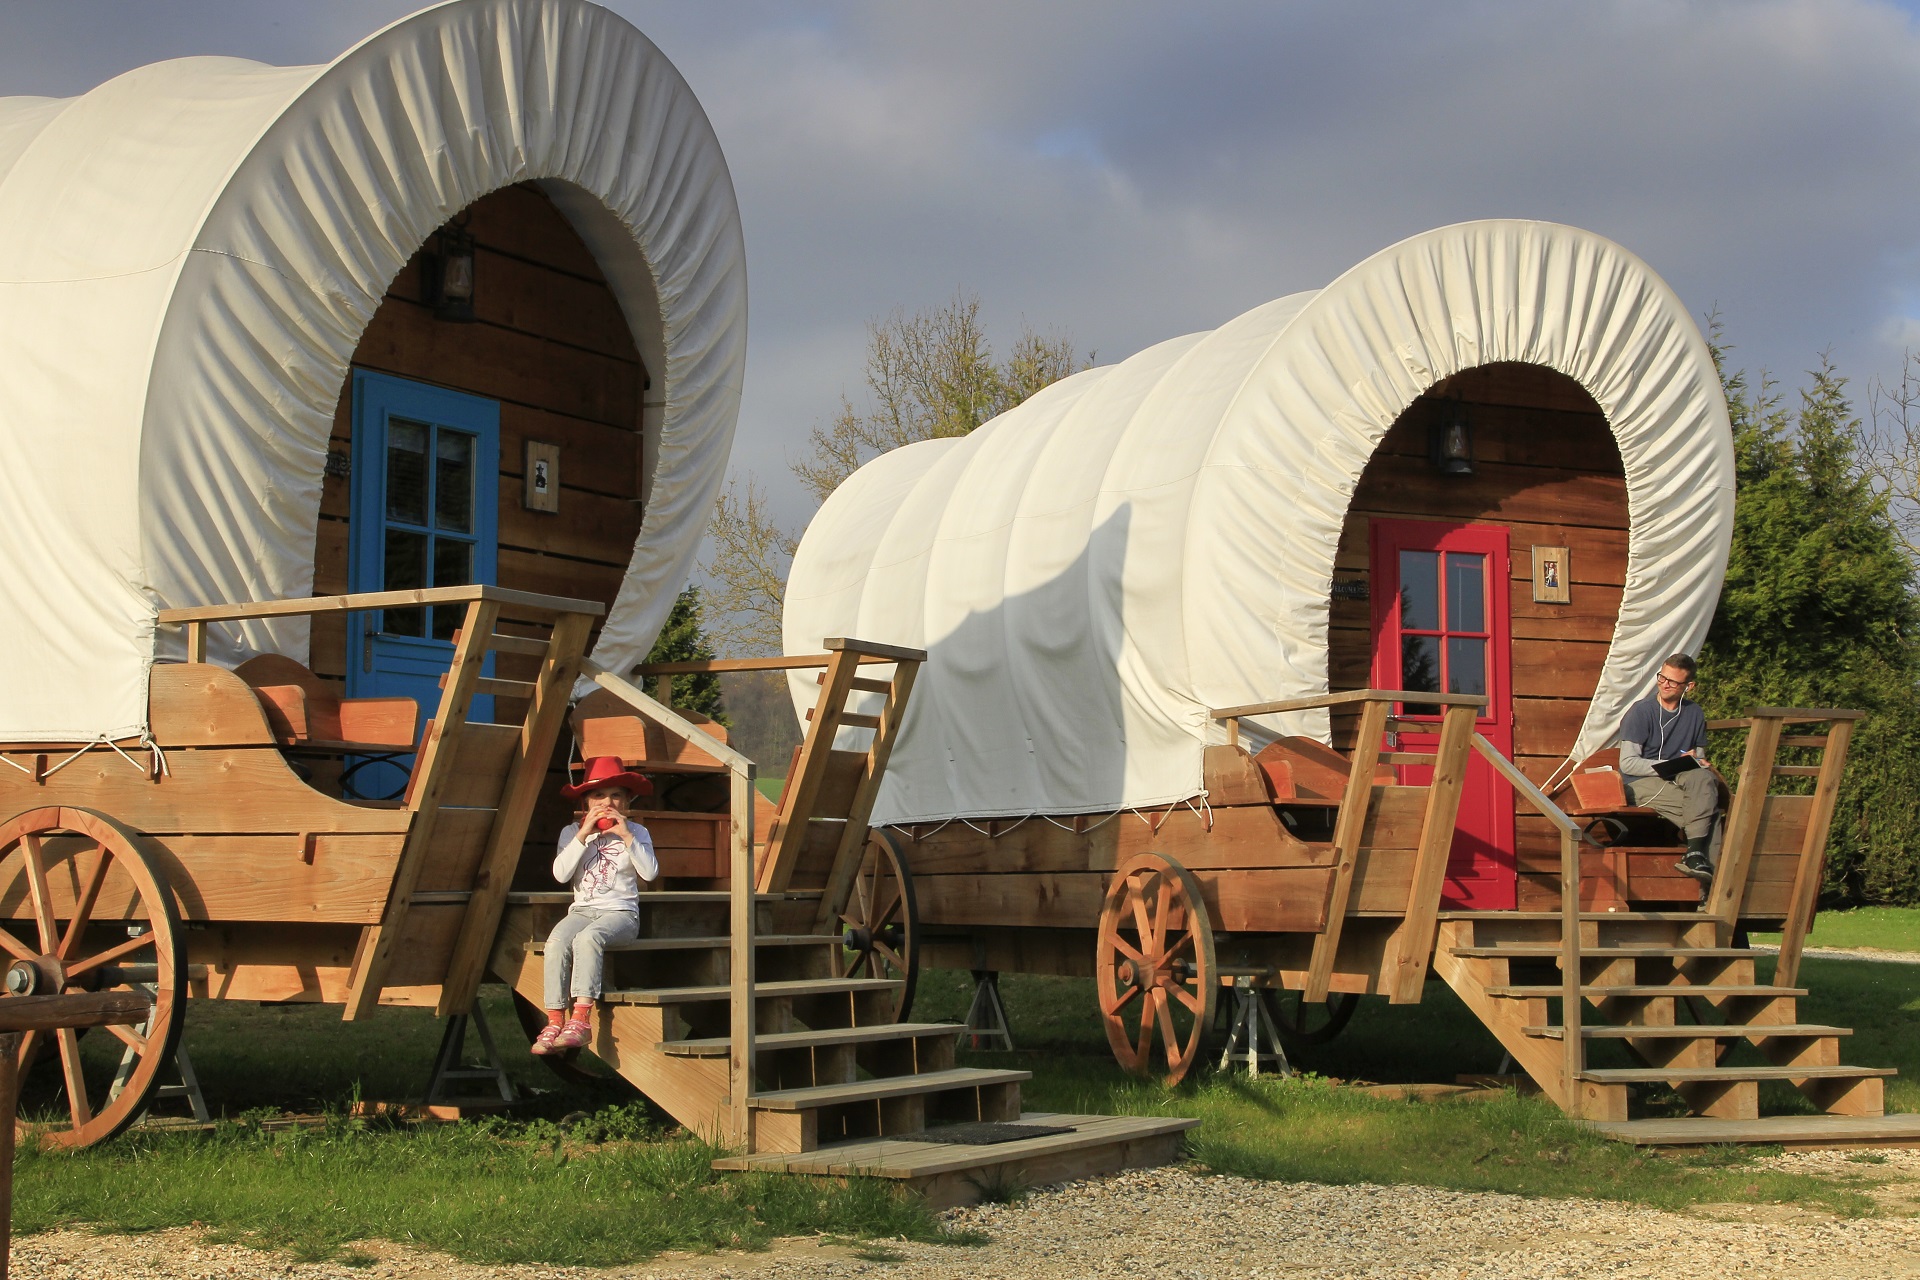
left=347, top=372, right=500, bottom=753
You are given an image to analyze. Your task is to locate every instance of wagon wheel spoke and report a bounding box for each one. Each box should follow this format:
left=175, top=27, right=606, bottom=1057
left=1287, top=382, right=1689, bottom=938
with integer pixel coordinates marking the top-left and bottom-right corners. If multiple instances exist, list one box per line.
left=1111, top=935, right=1146, bottom=966
left=871, top=939, right=906, bottom=974
left=54, top=1027, right=93, bottom=1128
left=1170, top=981, right=1206, bottom=1014
left=1164, top=931, right=1195, bottom=963
left=1127, top=880, right=1155, bottom=948
left=1134, top=988, right=1159, bottom=1064
left=0, top=927, right=38, bottom=967
left=65, top=931, right=152, bottom=981
left=1152, top=877, right=1174, bottom=954
left=102, top=1021, right=147, bottom=1052
left=871, top=896, right=901, bottom=931
left=1101, top=982, right=1141, bottom=1017
left=56, top=845, right=113, bottom=962
left=21, top=834, right=58, bottom=955
left=1154, top=990, right=1181, bottom=1064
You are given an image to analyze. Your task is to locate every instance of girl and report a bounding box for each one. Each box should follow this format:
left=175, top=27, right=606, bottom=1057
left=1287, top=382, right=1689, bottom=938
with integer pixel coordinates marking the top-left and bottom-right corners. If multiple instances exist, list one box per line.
left=531, top=755, right=658, bottom=1054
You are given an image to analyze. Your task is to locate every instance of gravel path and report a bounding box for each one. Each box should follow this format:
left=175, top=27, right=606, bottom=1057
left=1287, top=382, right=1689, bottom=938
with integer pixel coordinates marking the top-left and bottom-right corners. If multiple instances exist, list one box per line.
left=13, top=1153, right=1920, bottom=1280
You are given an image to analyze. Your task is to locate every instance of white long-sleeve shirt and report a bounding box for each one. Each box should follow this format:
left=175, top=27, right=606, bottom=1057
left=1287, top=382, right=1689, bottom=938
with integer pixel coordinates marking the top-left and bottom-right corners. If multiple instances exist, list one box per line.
left=553, top=818, right=658, bottom=912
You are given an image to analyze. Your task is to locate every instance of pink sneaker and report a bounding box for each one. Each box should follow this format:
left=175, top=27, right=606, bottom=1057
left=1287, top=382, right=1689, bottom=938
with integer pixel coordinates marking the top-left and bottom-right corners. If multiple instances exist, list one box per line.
left=530, top=1022, right=564, bottom=1056
left=551, top=1017, right=592, bottom=1051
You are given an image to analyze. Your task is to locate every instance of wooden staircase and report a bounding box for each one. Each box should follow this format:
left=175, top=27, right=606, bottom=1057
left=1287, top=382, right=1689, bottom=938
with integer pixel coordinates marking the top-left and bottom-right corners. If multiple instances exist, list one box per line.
left=484, top=643, right=1194, bottom=1203
left=1433, top=909, right=1908, bottom=1141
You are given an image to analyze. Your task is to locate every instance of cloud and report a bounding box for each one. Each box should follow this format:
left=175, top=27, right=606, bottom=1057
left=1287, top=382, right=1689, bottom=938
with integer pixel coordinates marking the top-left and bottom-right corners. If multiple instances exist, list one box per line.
left=8, top=0, right=1920, bottom=523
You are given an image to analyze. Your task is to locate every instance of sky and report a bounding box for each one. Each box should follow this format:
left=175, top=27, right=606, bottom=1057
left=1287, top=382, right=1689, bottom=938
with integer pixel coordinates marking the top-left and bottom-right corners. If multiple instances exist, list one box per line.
left=6, top=0, right=1920, bottom=531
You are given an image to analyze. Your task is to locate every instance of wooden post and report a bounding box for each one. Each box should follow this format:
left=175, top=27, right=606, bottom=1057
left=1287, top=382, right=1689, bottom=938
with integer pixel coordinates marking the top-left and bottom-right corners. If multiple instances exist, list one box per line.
left=436, top=609, right=596, bottom=1016
left=1558, top=822, right=1583, bottom=1114
left=813, top=656, right=921, bottom=934
left=729, top=762, right=757, bottom=1149
left=759, top=646, right=862, bottom=892
left=1776, top=717, right=1856, bottom=988
left=1385, top=701, right=1479, bottom=1003
left=1707, top=713, right=1784, bottom=934
left=0, top=1029, right=14, bottom=1280
left=344, top=599, right=498, bottom=1019
left=1303, top=695, right=1389, bottom=1002
left=184, top=622, right=207, bottom=665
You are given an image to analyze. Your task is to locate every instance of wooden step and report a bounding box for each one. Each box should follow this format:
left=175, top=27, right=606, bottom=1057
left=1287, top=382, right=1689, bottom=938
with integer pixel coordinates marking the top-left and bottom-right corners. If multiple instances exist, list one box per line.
left=1585, top=1113, right=1920, bottom=1148
left=527, top=934, right=835, bottom=956
left=1450, top=946, right=1756, bottom=960
left=604, top=976, right=901, bottom=1006
left=663, top=1022, right=962, bottom=1058
left=1579, top=1065, right=1896, bottom=1084
left=1439, top=910, right=1713, bottom=922
left=711, top=1111, right=1201, bottom=1209
left=1523, top=1023, right=1852, bottom=1040
left=749, top=1066, right=1031, bottom=1111
left=506, top=890, right=822, bottom=906
left=1481, top=984, right=1805, bottom=999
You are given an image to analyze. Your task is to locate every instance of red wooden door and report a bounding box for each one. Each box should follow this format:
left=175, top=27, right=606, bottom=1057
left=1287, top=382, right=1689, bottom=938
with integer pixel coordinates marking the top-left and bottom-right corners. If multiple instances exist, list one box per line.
left=1368, top=520, right=1515, bottom=909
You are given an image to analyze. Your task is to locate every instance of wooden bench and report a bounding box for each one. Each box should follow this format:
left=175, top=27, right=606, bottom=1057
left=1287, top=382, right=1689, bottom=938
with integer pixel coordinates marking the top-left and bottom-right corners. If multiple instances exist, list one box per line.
left=1555, top=747, right=1710, bottom=906
left=234, top=654, right=419, bottom=799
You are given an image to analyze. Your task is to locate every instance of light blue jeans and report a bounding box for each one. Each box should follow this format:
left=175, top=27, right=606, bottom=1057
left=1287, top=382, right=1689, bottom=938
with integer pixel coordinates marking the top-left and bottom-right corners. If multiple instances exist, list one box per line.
left=543, top=906, right=640, bottom=1009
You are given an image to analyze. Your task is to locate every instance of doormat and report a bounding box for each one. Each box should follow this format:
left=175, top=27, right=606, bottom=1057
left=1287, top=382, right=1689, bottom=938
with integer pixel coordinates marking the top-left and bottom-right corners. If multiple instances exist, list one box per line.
left=901, top=1121, right=1076, bottom=1146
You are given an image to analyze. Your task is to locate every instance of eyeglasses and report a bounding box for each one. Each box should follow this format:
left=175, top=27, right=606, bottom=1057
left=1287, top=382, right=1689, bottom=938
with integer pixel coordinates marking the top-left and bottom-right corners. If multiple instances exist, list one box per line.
left=1655, top=674, right=1693, bottom=688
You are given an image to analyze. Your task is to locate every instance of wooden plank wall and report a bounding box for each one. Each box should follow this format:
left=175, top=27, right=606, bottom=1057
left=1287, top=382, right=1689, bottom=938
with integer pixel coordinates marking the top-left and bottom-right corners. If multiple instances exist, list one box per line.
left=309, top=181, right=648, bottom=876
left=1327, top=363, right=1627, bottom=903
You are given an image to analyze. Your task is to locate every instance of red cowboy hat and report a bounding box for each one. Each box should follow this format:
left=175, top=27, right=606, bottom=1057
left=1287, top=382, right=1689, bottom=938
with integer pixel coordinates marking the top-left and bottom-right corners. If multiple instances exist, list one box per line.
left=562, top=755, right=654, bottom=800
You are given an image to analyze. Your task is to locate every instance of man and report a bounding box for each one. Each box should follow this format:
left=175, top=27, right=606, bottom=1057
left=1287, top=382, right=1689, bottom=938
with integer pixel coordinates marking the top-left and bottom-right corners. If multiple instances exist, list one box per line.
left=1617, top=653, right=1722, bottom=883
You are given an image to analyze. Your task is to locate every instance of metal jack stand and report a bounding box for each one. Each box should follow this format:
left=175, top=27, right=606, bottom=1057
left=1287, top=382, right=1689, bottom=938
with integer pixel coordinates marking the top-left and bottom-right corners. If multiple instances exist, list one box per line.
left=964, top=970, right=1015, bottom=1051
left=1217, top=975, right=1292, bottom=1078
left=111, top=984, right=210, bottom=1122
left=423, top=1003, right=518, bottom=1110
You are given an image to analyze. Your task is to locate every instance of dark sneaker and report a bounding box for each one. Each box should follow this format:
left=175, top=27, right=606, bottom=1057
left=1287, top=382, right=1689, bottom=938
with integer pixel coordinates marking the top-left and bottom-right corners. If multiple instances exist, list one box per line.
left=1675, top=852, right=1713, bottom=883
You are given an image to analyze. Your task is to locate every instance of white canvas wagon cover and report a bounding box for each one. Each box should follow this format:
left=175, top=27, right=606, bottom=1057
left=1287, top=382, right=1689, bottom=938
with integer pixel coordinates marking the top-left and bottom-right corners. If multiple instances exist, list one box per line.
left=784, top=220, right=1734, bottom=828
left=0, top=0, right=745, bottom=744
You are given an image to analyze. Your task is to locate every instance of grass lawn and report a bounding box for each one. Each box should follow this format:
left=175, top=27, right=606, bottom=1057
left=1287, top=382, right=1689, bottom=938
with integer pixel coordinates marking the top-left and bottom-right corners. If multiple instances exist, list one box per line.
left=1751, top=905, right=1920, bottom=953
left=10, top=953, right=1920, bottom=1263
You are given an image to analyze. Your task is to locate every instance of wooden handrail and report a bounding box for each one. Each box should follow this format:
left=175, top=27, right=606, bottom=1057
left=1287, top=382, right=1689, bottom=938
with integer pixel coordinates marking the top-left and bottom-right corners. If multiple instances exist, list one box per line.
left=635, top=637, right=928, bottom=677
left=1471, top=734, right=1584, bottom=1113
left=156, top=584, right=605, bottom=624
left=578, top=658, right=757, bottom=1147
left=1210, top=689, right=1488, bottom=719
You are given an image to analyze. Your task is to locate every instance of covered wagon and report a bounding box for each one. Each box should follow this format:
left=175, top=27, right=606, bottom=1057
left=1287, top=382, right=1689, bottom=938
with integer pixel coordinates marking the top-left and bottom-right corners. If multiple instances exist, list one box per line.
left=784, top=221, right=1904, bottom=1137
left=0, top=0, right=748, bottom=1143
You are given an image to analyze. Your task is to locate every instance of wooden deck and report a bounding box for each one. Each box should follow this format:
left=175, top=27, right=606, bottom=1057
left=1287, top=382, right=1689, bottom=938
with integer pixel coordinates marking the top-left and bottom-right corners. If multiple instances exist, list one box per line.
left=711, top=1111, right=1198, bottom=1209
left=1585, top=1114, right=1920, bottom=1149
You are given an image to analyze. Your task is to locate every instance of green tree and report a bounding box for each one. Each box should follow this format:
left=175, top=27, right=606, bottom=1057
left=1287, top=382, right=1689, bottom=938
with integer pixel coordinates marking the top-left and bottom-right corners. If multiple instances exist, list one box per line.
left=702, top=291, right=1088, bottom=654
left=1697, top=344, right=1920, bottom=903
left=641, top=585, right=727, bottom=725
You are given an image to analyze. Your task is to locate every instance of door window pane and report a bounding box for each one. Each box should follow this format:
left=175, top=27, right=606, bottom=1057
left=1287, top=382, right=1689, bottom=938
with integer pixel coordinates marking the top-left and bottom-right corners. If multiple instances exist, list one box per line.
left=385, top=420, right=429, bottom=526
left=1447, top=637, right=1487, bottom=697
left=1401, top=634, right=1441, bottom=693
left=1446, top=553, right=1486, bottom=633
left=1398, top=551, right=1440, bottom=631
left=382, top=529, right=428, bottom=637
left=435, top=432, right=475, bottom=533
left=431, top=540, right=473, bottom=641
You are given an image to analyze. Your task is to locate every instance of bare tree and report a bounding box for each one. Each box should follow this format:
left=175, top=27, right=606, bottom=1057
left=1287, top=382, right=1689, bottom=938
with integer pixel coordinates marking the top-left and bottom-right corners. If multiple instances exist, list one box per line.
left=701, top=291, right=1088, bottom=653
left=1863, top=350, right=1920, bottom=564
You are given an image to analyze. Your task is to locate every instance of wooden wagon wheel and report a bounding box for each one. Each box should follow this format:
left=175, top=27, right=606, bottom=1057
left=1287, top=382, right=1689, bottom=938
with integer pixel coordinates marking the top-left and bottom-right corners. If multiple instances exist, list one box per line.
left=0, top=807, right=185, bottom=1149
left=1259, top=988, right=1361, bottom=1046
left=1096, top=851, right=1216, bottom=1085
left=839, top=832, right=918, bottom=1021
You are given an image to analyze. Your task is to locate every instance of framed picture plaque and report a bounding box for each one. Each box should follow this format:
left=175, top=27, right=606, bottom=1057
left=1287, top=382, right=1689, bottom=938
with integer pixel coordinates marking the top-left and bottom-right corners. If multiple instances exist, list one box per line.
left=1531, top=545, right=1570, bottom=604
left=524, top=440, right=560, bottom=513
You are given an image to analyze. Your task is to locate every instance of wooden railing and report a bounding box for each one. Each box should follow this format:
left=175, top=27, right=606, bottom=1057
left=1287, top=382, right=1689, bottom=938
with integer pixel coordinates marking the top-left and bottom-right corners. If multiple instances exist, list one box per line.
left=1210, top=689, right=1484, bottom=1003
left=1469, top=735, right=1588, bottom=1114
left=1704, top=708, right=1864, bottom=982
left=158, top=585, right=606, bottom=1021
left=620, top=638, right=925, bottom=1152
left=575, top=658, right=759, bottom=1147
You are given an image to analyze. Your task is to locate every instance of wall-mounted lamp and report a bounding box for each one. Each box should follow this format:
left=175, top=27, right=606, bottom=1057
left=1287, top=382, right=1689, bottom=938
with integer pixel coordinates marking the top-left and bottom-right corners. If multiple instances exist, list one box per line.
left=429, top=215, right=476, bottom=323
left=1428, top=402, right=1474, bottom=476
